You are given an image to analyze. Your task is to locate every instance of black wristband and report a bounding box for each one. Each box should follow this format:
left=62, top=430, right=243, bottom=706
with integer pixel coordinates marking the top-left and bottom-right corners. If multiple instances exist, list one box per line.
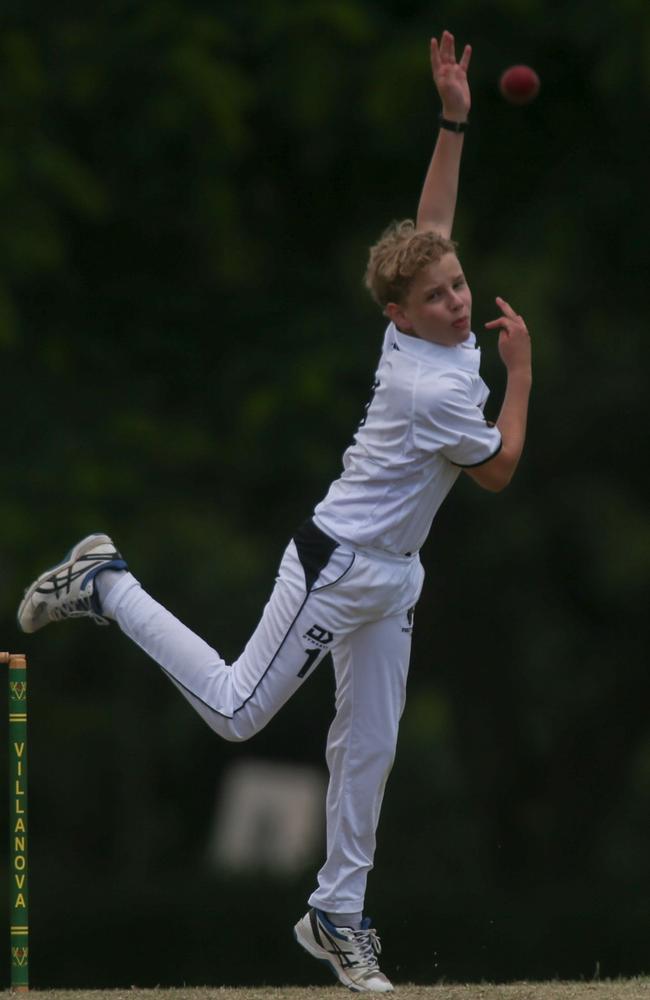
left=438, top=114, right=468, bottom=133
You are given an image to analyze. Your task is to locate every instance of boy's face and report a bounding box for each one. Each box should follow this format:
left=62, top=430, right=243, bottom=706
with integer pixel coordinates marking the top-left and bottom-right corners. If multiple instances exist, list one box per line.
left=386, top=253, right=472, bottom=347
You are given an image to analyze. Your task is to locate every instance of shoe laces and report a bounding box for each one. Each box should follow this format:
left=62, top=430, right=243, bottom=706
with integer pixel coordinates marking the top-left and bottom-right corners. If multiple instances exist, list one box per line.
left=50, top=594, right=109, bottom=627
left=350, top=925, right=381, bottom=970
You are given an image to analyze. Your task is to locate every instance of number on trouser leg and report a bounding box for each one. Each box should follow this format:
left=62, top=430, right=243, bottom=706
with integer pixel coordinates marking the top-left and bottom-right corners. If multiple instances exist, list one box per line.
left=297, top=648, right=320, bottom=678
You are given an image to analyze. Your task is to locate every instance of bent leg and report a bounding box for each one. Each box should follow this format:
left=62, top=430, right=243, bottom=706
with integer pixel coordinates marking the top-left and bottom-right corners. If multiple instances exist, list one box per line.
left=102, top=571, right=237, bottom=734
left=308, top=609, right=413, bottom=914
left=103, top=539, right=355, bottom=742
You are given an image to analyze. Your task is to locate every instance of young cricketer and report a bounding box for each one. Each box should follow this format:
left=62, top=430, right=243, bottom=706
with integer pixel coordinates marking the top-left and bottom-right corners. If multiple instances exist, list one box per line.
left=18, top=30, right=531, bottom=993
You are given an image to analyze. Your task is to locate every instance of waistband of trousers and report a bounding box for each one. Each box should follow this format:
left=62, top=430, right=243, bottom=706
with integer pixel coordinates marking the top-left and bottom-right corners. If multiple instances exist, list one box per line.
left=311, top=516, right=419, bottom=565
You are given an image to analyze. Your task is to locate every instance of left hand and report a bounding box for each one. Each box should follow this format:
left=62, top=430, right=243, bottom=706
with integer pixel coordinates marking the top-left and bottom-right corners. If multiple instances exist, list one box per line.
left=485, top=297, right=532, bottom=375
left=430, top=30, right=472, bottom=121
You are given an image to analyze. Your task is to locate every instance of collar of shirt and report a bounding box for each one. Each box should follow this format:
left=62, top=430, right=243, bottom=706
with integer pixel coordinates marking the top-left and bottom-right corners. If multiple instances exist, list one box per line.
left=389, top=323, right=481, bottom=374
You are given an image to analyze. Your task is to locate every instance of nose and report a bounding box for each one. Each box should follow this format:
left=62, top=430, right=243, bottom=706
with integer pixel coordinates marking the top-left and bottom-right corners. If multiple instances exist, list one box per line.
left=449, top=290, right=463, bottom=310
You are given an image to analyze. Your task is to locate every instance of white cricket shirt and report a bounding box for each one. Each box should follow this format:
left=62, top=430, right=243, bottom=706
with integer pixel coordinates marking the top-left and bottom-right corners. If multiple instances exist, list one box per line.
left=313, top=323, right=502, bottom=556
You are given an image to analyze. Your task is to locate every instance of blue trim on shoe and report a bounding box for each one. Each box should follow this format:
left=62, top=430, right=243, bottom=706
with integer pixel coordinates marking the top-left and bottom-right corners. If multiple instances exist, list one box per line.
left=81, top=558, right=128, bottom=592
left=314, top=909, right=350, bottom=939
left=83, top=559, right=128, bottom=616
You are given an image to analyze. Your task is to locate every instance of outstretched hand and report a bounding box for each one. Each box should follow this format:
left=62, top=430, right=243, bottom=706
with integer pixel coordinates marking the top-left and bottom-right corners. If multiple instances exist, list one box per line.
left=430, top=30, right=472, bottom=121
left=485, top=297, right=532, bottom=374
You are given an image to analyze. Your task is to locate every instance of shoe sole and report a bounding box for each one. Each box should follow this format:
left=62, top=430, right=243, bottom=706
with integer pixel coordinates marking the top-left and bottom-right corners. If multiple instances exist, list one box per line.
left=17, top=533, right=113, bottom=634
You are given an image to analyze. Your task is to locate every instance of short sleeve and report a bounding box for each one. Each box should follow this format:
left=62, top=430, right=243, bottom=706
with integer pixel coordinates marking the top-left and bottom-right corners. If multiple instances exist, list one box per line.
left=413, top=376, right=502, bottom=467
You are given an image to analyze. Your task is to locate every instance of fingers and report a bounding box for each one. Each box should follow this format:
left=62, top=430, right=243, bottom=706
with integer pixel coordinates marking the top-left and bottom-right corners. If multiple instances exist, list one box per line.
left=430, top=37, right=440, bottom=75
left=485, top=298, right=522, bottom=329
left=485, top=315, right=529, bottom=338
left=495, top=296, right=519, bottom=319
left=430, top=34, right=449, bottom=76
left=432, top=30, right=470, bottom=68
left=484, top=316, right=521, bottom=330
left=440, top=30, right=454, bottom=61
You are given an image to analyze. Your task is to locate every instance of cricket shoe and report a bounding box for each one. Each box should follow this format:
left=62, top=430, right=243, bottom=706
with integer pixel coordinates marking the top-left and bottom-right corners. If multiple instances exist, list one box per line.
left=17, top=533, right=127, bottom=633
left=294, top=908, right=394, bottom=993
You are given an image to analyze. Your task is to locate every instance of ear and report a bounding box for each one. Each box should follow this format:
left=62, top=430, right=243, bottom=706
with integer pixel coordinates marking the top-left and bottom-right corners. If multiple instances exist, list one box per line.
left=384, top=301, right=414, bottom=333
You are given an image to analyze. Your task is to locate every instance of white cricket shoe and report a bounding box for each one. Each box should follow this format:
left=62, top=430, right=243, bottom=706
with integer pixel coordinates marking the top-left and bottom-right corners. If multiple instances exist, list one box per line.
left=294, top=908, right=394, bottom=993
left=17, top=533, right=127, bottom=633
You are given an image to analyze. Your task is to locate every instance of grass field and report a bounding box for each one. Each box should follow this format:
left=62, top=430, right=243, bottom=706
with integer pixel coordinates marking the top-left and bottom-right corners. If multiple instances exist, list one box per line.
left=8, top=982, right=650, bottom=1000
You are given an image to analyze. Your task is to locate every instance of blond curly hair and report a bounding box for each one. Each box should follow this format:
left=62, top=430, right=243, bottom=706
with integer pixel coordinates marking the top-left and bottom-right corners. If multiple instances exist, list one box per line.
left=364, top=220, right=458, bottom=308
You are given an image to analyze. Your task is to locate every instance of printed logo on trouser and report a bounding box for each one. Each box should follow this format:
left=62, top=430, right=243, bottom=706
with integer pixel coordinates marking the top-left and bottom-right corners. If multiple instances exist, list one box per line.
left=297, top=624, right=334, bottom=678
left=401, top=606, right=415, bottom=634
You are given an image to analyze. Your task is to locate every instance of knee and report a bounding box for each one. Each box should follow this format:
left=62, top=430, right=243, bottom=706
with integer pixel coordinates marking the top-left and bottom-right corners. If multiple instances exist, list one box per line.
left=368, top=732, right=399, bottom=774
left=217, top=717, right=258, bottom=743
left=330, top=726, right=399, bottom=774
left=194, top=703, right=261, bottom=743
left=220, top=729, right=252, bottom=744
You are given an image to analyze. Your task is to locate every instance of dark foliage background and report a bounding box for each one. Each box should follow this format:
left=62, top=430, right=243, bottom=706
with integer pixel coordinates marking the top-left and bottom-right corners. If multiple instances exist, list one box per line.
left=0, top=0, right=648, bottom=988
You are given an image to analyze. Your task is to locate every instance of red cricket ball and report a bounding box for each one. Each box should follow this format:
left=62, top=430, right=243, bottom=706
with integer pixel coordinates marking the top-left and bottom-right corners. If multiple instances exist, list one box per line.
left=499, top=65, right=540, bottom=105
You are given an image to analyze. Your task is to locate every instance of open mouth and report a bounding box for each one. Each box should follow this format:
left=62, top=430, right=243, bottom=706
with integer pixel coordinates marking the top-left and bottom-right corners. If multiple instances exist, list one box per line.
left=452, top=316, right=469, bottom=329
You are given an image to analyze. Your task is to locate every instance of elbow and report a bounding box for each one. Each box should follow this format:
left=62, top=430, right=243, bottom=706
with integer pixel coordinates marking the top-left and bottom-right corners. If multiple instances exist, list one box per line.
left=490, top=465, right=520, bottom=492
left=481, top=476, right=511, bottom=494
left=465, top=460, right=516, bottom=493
left=488, top=469, right=515, bottom=492
left=463, top=446, right=522, bottom=492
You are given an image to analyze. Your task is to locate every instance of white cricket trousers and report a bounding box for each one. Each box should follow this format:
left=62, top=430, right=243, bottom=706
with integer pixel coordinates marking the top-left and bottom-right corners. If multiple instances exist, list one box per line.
left=102, top=518, right=424, bottom=914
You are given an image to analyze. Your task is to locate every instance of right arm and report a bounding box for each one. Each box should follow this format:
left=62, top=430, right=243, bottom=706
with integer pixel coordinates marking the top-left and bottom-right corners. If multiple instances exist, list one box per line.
left=465, top=298, right=532, bottom=492
left=416, top=31, right=472, bottom=239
